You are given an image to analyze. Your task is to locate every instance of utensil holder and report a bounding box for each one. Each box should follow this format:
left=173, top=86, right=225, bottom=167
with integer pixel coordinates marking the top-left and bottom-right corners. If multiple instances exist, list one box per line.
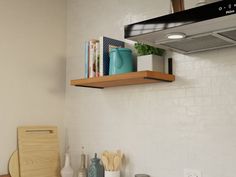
left=105, top=171, right=120, bottom=177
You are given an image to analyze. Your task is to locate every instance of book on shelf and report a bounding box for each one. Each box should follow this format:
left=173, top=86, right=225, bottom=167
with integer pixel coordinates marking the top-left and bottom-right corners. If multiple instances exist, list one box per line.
left=84, top=37, right=124, bottom=78
left=84, top=41, right=89, bottom=78
left=99, top=36, right=125, bottom=76
left=89, top=39, right=99, bottom=78
left=95, top=42, right=100, bottom=77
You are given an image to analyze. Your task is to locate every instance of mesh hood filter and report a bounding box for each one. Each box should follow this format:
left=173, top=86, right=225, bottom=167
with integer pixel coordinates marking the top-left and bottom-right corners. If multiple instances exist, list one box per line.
left=218, top=29, right=236, bottom=41
left=162, top=35, right=233, bottom=52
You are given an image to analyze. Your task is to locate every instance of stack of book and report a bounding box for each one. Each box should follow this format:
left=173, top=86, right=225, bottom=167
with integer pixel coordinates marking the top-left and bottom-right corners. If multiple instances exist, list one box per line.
left=84, top=36, right=124, bottom=78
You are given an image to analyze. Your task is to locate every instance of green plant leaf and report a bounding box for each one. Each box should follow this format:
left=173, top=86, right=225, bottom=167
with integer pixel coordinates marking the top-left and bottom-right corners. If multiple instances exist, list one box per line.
left=134, top=42, right=165, bottom=56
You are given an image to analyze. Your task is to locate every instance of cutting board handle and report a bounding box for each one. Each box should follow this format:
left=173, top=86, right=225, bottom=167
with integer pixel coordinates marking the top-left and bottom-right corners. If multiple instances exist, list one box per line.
left=25, top=129, right=54, bottom=134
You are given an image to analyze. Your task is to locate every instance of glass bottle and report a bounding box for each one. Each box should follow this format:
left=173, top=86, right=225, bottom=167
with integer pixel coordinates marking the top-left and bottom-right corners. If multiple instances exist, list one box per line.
left=78, top=149, right=87, bottom=177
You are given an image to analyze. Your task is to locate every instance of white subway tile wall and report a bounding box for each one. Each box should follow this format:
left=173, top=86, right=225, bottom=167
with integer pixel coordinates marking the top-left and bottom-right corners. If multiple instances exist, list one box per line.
left=66, top=0, right=236, bottom=177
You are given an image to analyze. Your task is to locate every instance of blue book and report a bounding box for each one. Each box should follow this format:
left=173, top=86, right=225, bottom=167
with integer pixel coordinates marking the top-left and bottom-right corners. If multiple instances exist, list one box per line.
left=84, top=41, right=89, bottom=78
left=99, top=36, right=124, bottom=76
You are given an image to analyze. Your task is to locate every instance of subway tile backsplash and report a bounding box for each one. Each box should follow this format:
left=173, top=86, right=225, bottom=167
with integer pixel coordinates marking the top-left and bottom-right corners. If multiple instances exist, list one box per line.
left=66, top=1, right=236, bottom=177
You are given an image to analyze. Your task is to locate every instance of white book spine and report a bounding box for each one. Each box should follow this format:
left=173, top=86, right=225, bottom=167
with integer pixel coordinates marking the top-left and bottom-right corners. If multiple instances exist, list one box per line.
left=95, top=42, right=100, bottom=77
left=89, top=40, right=96, bottom=78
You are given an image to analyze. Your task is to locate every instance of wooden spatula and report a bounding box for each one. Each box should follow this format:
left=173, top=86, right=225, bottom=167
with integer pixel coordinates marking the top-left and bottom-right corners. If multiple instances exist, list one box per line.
left=113, top=155, right=121, bottom=171
left=101, top=155, right=109, bottom=171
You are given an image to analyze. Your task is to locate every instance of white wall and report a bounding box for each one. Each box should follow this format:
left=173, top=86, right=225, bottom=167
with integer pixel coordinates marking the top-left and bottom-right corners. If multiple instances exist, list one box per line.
left=0, top=0, right=66, bottom=174
left=66, top=1, right=236, bottom=177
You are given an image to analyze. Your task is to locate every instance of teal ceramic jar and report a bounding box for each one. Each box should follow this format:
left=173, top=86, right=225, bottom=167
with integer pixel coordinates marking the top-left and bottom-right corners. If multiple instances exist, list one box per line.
left=109, top=48, right=133, bottom=75
left=88, top=153, right=104, bottom=177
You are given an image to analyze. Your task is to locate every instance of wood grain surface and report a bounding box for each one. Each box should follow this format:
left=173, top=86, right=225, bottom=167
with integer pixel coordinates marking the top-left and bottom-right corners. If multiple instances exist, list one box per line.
left=18, top=126, right=60, bottom=177
left=71, top=71, right=175, bottom=88
left=8, top=150, right=19, bottom=177
left=0, top=175, right=11, bottom=177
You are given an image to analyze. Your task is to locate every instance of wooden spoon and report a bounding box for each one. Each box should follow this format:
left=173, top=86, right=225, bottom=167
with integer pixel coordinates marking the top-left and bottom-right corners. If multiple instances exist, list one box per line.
left=101, top=155, right=109, bottom=171
left=116, top=150, right=123, bottom=160
left=102, top=151, right=109, bottom=157
left=113, top=155, right=121, bottom=171
left=108, top=152, right=115, bottom=171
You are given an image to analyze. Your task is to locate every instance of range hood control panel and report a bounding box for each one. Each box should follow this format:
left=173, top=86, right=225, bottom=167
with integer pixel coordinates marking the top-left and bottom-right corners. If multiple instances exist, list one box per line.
left=218, top=2, right=236, bottom=14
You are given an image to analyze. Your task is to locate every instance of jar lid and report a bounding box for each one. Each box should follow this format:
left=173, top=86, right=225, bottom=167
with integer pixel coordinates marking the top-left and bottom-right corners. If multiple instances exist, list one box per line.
left=110, top=48, right=132, bottom=53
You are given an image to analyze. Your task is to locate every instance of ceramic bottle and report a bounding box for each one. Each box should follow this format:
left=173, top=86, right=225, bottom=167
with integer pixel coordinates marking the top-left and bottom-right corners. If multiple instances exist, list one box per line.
left=61, top=153, right=74, bottom=177
left=88, top=153, right=104, bottom=177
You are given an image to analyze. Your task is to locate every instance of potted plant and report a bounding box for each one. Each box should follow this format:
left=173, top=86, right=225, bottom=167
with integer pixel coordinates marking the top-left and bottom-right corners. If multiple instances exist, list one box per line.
left=134, top=42, right=165, bottom=72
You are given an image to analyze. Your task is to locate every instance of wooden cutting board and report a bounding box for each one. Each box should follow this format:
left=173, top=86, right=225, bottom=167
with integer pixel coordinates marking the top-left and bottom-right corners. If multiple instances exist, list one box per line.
left=8, top=150, right=19, bottom=177
left=17, top=126, right=60, bottom=177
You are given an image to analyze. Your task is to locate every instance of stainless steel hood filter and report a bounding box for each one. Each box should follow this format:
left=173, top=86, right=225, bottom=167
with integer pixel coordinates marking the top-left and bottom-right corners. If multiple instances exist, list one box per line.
left=162, top=29, right=236, bottom=53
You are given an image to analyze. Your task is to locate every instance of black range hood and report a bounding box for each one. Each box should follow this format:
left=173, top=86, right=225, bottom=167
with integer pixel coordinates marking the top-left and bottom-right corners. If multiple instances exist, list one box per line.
left=125, top=0, right=236, bottom=54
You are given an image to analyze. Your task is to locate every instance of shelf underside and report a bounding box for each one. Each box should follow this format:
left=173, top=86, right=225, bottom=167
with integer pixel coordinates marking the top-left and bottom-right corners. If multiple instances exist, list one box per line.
left=71, top=71, right=175, bottom=89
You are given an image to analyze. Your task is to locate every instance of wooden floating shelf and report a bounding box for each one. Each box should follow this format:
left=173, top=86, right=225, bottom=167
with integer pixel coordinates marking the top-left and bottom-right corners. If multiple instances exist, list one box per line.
left=71, top=71, right=175, bottom=89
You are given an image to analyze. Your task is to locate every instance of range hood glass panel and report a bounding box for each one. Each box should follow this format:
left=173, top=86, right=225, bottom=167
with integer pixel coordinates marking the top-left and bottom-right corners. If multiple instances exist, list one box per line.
left=125, top=0, right=236, bottom=54
left=162, top=35, right=233, bottom=52
left=218, top=29, right=236, bottom=41
left=125, top=0, right=236, bottom=38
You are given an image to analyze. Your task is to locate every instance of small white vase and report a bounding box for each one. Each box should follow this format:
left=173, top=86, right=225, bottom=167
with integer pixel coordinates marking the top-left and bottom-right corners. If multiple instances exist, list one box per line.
left=137, top=54, right=164, bottom=72
left=61, top=153, right=74, bottom=177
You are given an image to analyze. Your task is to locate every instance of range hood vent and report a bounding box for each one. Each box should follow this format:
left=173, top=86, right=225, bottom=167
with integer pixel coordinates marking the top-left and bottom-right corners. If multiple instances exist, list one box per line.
left=125, top=0, right=236, bottom=54
left=162, top=28, right=236, bottom=53
left=219, top=29, right=236, bottom=40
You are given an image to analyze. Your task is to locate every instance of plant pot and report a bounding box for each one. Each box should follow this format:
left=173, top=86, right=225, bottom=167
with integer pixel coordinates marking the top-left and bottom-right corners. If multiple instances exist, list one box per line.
left=137, top=54, right=164, bottom=72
